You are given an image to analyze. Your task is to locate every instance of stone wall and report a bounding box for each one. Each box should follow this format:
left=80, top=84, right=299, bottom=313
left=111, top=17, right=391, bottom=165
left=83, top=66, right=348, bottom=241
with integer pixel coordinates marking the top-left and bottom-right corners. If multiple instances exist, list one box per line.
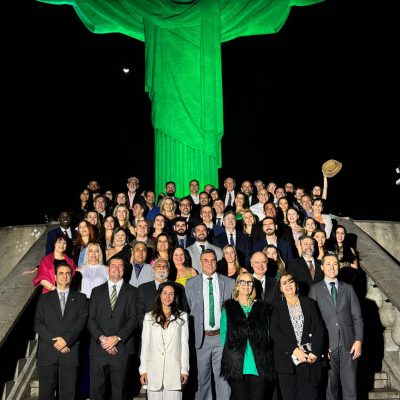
left=355, top=220, right=400, bottom=262
left=0, top=225, right=46, bottom=283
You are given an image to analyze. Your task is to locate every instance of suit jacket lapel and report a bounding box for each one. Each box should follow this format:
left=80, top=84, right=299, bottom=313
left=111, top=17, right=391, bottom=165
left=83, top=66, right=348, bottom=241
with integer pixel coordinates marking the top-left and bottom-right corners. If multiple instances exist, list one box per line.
left=198, top=275, right=204, bottom=315
left=218, top=275, right=225, bottom=308
left=336, top=281, right=344, bottom=309
left=281, top=301, right=297, bottom=343
left=299, top=298, right=311, bottom=344
left=51, top=290, right=63, bottom=320
left=322, top=282, right=336, bottom=309
left=63, top=291, right=75, bottom=317
left=164, top=319, right=178, bottom=350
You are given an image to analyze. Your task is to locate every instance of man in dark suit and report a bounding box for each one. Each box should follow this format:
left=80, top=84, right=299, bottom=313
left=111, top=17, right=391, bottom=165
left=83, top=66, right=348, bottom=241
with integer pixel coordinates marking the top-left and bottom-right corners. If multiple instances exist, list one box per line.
left=251, top=251, right=278, bottom=304
left=46, top=211, right=76, bottom=256
left=309, top=254, right=363, bottom=400
left=253, top=216, right=294, bottom=265
left=34, top=262, right=88, bottom=400
left=220, top=176, right=236, bottom=211
left=240, top=180, right=258, bottom=206
left=88, top=256, right=138, bottom=400
left=172, top=217, right=196, bottom=248
left=287, top=235, right=324, bottom=296
left=213, top=211, right=253, bottom=268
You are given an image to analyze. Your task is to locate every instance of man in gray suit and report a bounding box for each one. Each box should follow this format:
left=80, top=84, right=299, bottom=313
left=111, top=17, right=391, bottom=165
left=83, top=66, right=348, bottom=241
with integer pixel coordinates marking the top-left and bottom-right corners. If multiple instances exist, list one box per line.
left=187, top=223, right=223, bottom=272
left=185, top=249, right=234, bottom=400
left=309, top=254, right=363, bottom=400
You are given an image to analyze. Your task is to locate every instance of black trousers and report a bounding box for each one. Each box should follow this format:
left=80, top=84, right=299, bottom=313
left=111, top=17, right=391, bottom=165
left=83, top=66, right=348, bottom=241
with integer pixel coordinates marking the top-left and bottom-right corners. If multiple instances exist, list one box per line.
left=278, top=362, right=321, bottom=400
left=38, top=364, right=78, bottom=400
left=228, top=374, right=268, bottom=400
left=90, top=354, right=130, bottom=400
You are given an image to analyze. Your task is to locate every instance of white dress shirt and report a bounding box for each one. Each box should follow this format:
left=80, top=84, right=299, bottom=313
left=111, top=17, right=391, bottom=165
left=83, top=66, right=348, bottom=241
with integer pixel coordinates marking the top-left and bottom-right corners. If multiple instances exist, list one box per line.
left=203, top=273, right=221, bottom=331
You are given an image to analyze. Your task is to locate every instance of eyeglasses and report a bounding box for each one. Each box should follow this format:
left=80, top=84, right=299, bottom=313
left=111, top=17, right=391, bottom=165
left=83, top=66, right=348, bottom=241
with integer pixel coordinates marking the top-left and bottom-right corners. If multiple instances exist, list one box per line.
left=237, top=280, right=254, bottom=286
left=281, top=279, right=294, bottom=286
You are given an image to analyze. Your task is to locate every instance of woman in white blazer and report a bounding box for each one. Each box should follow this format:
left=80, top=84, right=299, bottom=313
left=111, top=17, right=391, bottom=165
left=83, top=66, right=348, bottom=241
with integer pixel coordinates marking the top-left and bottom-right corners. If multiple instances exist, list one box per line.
left=139, top=281, right=189, bottom=399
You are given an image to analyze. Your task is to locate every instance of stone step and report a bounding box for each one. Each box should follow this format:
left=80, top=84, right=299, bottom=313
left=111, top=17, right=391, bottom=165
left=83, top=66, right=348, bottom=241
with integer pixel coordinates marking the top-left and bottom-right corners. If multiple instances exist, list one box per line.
left=374, top=372, right=388, bottom=380
left=26, top=380, right=146, bottom=399
left=368, top=388, right=400, bottom=399
left=30, top=378, right=39, bottom=397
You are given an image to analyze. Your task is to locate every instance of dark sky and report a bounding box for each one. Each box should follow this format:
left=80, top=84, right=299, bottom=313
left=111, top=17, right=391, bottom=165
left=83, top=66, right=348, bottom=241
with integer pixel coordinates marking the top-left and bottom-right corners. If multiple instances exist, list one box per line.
left=2, top=0, right=399, bottom=226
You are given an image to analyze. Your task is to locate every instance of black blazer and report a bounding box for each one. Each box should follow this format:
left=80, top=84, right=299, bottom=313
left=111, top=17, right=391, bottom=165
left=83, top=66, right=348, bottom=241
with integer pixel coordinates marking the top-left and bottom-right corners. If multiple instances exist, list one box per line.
left=34, top=289, right=88, bottom=366
left=136, top=280, right=189, bottom=329
left=270, top=296, right=325, bottom=374
left=287, top=257, right=324, bottom=296
left=254, top=276, right=278, bottom=305
left=87, top=281, right=138, bottom=355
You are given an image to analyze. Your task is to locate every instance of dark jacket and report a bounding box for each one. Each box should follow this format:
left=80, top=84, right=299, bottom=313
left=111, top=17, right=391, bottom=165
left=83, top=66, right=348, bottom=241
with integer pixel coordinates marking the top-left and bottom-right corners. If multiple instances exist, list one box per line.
left=87, top=281, right=138, bottom=355
left=270, top=296, right=325, bottom=374
left=221, top=299, right=275, bottom=381
left=34, top=289, right=88, bottom=366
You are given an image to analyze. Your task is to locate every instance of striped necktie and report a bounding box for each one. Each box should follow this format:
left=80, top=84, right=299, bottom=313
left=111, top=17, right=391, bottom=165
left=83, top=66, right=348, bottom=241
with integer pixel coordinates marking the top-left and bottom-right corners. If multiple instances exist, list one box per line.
left=110, top=284, right=117, bottom=310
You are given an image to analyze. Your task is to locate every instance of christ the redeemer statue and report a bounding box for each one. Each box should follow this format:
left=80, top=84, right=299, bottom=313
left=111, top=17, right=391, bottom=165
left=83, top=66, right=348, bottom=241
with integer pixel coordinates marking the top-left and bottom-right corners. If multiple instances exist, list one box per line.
left=38, top=0, right=324, bottom=197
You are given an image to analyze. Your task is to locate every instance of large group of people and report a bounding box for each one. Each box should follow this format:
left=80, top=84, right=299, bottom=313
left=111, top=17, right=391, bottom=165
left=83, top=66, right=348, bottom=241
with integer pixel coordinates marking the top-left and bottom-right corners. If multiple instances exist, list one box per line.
left=30, top=173, right=364, bottom=400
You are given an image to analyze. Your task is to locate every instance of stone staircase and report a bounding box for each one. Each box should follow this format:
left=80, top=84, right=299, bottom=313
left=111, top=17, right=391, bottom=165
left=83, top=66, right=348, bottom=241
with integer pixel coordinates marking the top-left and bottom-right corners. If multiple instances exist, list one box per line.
left=361, top=371, right=400, bottom=400
left=19, top=370, right=400, bottom=400
left=1, top=339, right=37, bottom=400
left=1, top=339, right=398, bottom=400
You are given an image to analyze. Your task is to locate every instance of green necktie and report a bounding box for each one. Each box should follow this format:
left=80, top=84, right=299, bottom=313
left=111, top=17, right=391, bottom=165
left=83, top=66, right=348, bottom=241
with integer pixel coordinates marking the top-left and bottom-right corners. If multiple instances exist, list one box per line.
left=110, top=284, right=117, bottom=310
left=208, top=278, right=215, bottom=328
left=330, top=282, right=337, bottom=306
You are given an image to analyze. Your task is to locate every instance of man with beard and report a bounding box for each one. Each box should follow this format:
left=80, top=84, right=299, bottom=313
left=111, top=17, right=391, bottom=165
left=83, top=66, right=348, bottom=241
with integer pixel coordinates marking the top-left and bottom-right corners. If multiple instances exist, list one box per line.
left=157, top=181, right=180, bottom=207
left=253, top=217, right=294, bottom=265
left=287, top=235, right=324, bottom=296
left=172, top=217, right=195, bottom=249
left=186, top=223, right=223, bottom=272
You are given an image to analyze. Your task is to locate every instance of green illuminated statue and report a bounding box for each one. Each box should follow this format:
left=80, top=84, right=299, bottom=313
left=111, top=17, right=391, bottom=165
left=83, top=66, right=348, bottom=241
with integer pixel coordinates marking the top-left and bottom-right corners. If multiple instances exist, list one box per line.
left=37, top=0, right=323, bottom=197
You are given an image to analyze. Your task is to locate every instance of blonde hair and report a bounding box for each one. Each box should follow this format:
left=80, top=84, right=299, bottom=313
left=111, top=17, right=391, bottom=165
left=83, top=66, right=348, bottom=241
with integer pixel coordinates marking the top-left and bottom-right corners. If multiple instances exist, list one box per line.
left=233, top=271, right=256, bottom=302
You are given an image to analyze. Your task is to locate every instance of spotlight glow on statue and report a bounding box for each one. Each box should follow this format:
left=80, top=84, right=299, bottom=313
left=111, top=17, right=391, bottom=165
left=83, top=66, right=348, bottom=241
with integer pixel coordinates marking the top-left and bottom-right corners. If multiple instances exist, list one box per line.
left=37, top=0, right=324, bottom=196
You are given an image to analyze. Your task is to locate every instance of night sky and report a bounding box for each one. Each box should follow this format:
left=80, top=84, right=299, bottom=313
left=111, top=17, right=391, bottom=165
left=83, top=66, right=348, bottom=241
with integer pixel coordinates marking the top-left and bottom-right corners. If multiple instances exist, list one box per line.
left=2, top=0, right=399, bottom=226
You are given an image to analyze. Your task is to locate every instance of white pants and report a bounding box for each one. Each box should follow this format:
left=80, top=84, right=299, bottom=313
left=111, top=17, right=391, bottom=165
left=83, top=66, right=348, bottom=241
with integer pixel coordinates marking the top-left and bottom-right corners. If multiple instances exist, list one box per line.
left=147, top=388, right=182, bottom=400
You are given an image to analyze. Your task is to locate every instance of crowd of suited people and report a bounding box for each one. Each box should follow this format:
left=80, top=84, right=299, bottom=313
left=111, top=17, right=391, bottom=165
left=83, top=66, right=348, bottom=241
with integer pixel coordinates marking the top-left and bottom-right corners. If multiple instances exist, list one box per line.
left=30, top=175, right=363, bottom=400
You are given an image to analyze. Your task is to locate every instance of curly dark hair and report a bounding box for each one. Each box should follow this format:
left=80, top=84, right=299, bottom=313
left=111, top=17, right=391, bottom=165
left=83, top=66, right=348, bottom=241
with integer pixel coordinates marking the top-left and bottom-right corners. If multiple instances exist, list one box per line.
left=151, top=281, right=184, bottom=328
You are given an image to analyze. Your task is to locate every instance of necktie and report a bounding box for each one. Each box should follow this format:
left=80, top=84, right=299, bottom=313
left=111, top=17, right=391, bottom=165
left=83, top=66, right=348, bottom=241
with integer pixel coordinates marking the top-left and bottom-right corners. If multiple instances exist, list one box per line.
left=208, top=278, right=215, bottom=328
left=110, top=284, right=117, bottom=310
left=134, top=263, right=143, bottom=278
left=308, top=260, right=315, bottom=280
left=330, top=282, right=337, bottom=306
left=229, top=233, right=235, bottom=246
left=179, top=238, right=185, bottom=248
left=60, top=292, right=66, bottom=316
left=200, top=244, right=205, bottom=252
left=216, top=218, right=221, bottom=226
left=227, top=193, right=232, bottom=207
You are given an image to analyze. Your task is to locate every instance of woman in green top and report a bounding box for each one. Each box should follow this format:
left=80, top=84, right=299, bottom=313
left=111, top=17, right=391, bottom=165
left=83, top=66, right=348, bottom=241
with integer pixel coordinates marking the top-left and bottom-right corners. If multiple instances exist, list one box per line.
left=220, top=272, right=275, bottom=399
